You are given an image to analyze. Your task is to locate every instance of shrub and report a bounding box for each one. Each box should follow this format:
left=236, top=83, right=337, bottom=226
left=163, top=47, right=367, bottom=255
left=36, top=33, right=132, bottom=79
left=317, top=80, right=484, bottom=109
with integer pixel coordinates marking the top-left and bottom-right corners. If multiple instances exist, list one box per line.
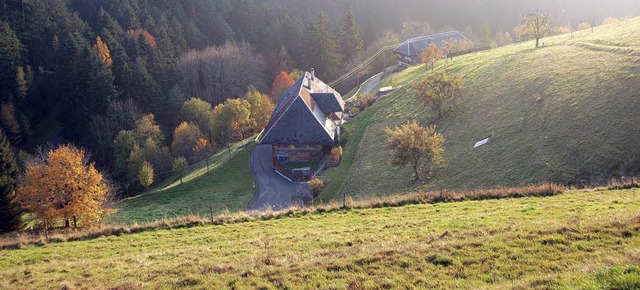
left=357, top=93, right=377, bottom=110
left=329, top=146, right=343, bottom=161
left=339, top=127, right=350, bottom=147
left=307, top=178, right=326, bottom=200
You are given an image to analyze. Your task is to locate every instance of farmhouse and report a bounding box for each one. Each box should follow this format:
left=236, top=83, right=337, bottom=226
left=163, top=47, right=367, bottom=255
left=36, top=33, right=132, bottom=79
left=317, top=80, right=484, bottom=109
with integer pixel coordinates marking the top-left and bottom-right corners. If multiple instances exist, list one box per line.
left=393, top=31, right=468, bottom=65
left=259, top=70, right=344, bottom=181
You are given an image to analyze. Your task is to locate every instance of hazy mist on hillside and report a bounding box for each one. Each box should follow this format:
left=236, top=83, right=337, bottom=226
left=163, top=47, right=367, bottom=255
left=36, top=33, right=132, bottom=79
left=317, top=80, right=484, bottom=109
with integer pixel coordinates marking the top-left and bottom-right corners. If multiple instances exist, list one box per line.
left=260, top=0, right=640, bottom=31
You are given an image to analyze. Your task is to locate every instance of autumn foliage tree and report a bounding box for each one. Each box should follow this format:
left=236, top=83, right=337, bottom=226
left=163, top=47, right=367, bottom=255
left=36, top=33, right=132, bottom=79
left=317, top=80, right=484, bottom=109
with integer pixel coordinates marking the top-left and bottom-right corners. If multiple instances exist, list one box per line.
left=210, top=97, right=257, bottom=144
left=307, top=178, right=326, bottom=201
left=178, top=98, right=214, bottom=139
left=171, top=122, right=204, bottom=162
left=602, top=17, right=620, bottom=25
left=113, top=114, right=171, bottom=193
left=17, top=145, right=112, bottom=228
left=245, top=86, right=275, bottom=132
left=420, top=44, right=443, bottom=71
left=385, top=122, right=445, bottom=180
left=133, top=29, right=157, bottom=48
left=270, top=71, right=295, bottom=101
left=92, top=36, right=112, bottom=68
left=414, top=71, right=464, bottom=120
left=138, top=161, right=154, bottom=191
left=192, top=138, right=214, bottom=161
left=515, top=11, right=552, bottom=48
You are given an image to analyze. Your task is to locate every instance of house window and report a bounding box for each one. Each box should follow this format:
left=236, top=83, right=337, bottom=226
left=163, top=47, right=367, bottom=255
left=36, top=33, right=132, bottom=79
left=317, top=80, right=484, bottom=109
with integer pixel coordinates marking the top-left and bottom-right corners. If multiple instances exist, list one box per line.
left=276, top=152, right=289, bottom=163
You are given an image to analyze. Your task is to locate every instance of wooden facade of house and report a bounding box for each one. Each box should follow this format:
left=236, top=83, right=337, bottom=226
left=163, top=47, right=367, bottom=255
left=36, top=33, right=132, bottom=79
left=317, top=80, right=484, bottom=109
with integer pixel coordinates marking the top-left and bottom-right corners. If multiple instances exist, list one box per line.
left=259, top=70, right=344, bottom=181
left=393, top=31, right=468, bottom=65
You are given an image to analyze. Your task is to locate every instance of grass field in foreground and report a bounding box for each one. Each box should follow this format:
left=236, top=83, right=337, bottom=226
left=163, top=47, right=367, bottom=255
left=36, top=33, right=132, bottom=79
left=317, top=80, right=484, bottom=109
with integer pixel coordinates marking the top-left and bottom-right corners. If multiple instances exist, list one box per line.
left=328, top=18, right=640, bottom=200
left=109, top=142, right=256, bottom=225
left=1, top=188, right=638, bottom=289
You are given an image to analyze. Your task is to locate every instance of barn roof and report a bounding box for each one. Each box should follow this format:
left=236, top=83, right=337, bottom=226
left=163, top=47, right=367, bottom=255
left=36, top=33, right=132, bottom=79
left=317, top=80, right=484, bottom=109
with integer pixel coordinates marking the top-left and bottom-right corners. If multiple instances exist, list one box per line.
left=393, top=31, right=468, bottom=60
left=259, top=72, right=344, bottom=145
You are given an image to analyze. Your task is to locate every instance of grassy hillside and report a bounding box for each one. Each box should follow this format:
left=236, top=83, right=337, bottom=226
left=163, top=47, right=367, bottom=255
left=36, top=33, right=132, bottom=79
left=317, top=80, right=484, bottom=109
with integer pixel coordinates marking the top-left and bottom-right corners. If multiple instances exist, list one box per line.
left=1, top=188, right=638, bottom=288
left=325, top=18, right=640, bottom=200
left=109, top=141, right=256, bottom=225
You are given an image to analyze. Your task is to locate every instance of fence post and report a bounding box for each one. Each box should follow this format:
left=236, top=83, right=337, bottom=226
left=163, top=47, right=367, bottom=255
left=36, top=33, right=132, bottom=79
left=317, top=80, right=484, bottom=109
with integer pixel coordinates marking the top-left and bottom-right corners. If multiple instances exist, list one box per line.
left=44, top=218, right=49, bottom=241
left=206, top=158, right=210, bottom=173
left=210, top=204, right=214, bottom=224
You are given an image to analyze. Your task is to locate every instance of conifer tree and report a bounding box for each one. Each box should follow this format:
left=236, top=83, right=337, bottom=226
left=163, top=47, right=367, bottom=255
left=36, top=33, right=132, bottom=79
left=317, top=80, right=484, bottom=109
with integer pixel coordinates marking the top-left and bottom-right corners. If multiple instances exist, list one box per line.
left=362, top=18, right=377, bottom=47
left=0, top=102, right=22, bottom=146
left=0, top=129, right=23, bottom=232
left=0, top=21, right=22, bottom=97
left=130, top=57, right=160, bottom=114
left=60, top=33, right=117, bottom=140
left=340, top=7, right=364, bottom=62
left=304, top=11, right=342, bottom=81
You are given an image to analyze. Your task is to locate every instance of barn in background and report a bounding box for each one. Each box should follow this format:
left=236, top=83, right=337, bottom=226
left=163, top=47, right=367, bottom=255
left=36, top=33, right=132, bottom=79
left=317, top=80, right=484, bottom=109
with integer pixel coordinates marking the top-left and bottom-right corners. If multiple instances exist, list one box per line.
left=394, top=31, right=468, bottom=65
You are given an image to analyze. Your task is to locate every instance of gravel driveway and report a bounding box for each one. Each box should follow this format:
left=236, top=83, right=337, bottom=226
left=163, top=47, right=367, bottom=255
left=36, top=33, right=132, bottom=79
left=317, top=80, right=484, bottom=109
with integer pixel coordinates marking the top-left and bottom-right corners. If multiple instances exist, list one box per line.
left=248, top=145, right=311, bottom=211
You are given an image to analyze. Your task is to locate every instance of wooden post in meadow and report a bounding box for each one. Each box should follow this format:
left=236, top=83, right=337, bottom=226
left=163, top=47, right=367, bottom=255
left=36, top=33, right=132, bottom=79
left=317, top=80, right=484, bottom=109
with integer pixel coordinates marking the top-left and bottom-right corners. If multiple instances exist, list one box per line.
left=210, top=204, right=214, bottom=224
left=44, top=218, right=49, bottom=241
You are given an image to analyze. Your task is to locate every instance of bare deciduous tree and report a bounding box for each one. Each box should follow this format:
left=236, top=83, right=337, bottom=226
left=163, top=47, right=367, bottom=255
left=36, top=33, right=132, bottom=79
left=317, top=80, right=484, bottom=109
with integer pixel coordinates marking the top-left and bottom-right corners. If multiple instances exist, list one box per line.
left=89, top=99, right=143, bottom=165
left=178, top=42, right=267, bottom=106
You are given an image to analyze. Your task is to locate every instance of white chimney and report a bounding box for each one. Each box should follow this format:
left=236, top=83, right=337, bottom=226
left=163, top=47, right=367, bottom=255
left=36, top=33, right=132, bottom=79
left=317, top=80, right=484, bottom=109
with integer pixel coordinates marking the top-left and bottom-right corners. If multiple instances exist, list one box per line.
left=310, top=68, right=315, bottom=80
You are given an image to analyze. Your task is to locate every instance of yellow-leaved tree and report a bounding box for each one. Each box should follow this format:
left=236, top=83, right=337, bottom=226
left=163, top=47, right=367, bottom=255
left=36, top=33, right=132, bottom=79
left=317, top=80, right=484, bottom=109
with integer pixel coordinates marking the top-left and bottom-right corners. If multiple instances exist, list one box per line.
left=171, top=122, right=204, bottom=162
left=385, top=121, right=445, bottom=180
left=17, top=145, right=112, bottom=229
left=244, top=86, right=275, bottom=132
left=420, top=44, right=442, bottom=71
left=92, top=36, right=112, bottom=68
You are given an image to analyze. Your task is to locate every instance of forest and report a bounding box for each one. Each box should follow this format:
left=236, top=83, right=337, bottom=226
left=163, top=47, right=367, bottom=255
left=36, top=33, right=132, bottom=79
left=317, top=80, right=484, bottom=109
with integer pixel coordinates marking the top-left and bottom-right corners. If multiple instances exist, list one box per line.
left=1, top=0, right=639, bottom=202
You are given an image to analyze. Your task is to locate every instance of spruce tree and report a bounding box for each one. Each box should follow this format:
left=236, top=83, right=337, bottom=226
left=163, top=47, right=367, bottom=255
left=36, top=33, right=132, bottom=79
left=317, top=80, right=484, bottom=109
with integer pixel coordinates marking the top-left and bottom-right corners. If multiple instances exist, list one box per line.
left=304, top=11, right=342, bottom=80
left=0, top=21, right=22, bottom=96
left=340, top=7, right=364, bottom=62
left=362, top=18, right=377, bottom=47
left=60, top=33, right=117, bottom=141
left=0, top=129, right=23, bottom=233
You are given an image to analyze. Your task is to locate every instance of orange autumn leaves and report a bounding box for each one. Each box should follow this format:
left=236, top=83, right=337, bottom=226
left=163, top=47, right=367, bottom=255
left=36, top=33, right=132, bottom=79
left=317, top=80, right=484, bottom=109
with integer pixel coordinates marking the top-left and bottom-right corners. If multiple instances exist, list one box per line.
left=18, top=145, right=112, bottom=228
left=270, top=71, right=295, bottom=102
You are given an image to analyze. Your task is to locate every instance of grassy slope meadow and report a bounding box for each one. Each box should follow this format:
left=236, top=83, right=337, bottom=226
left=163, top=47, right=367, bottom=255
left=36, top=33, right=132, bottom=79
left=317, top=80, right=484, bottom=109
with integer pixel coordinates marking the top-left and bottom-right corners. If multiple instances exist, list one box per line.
left=0, top=188, right=638, bottom=288
left=109, top=141, right=256, bottom=225
left=322, top=18, right=640, bottom=200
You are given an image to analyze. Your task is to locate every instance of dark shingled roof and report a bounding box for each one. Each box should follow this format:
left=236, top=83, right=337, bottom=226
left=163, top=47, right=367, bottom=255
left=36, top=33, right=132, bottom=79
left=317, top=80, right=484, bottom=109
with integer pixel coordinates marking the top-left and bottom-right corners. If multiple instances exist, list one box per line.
left=259, top=72, right=344, bottom=146
left=312, top=93, right=344, bottom=113
left=393, top=31, right=467, bottom=61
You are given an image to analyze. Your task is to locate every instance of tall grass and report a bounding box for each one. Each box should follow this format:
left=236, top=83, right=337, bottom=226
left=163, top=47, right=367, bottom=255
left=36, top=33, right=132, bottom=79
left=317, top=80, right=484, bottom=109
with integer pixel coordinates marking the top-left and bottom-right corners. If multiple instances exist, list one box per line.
left=0, top=183, right=563, bottom=250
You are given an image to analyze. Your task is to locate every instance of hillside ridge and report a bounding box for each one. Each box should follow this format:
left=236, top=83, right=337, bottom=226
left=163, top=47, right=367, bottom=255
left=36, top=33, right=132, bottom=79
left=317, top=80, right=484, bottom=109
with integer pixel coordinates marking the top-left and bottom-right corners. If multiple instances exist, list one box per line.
left=324, top=17, right=640, bottom=200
